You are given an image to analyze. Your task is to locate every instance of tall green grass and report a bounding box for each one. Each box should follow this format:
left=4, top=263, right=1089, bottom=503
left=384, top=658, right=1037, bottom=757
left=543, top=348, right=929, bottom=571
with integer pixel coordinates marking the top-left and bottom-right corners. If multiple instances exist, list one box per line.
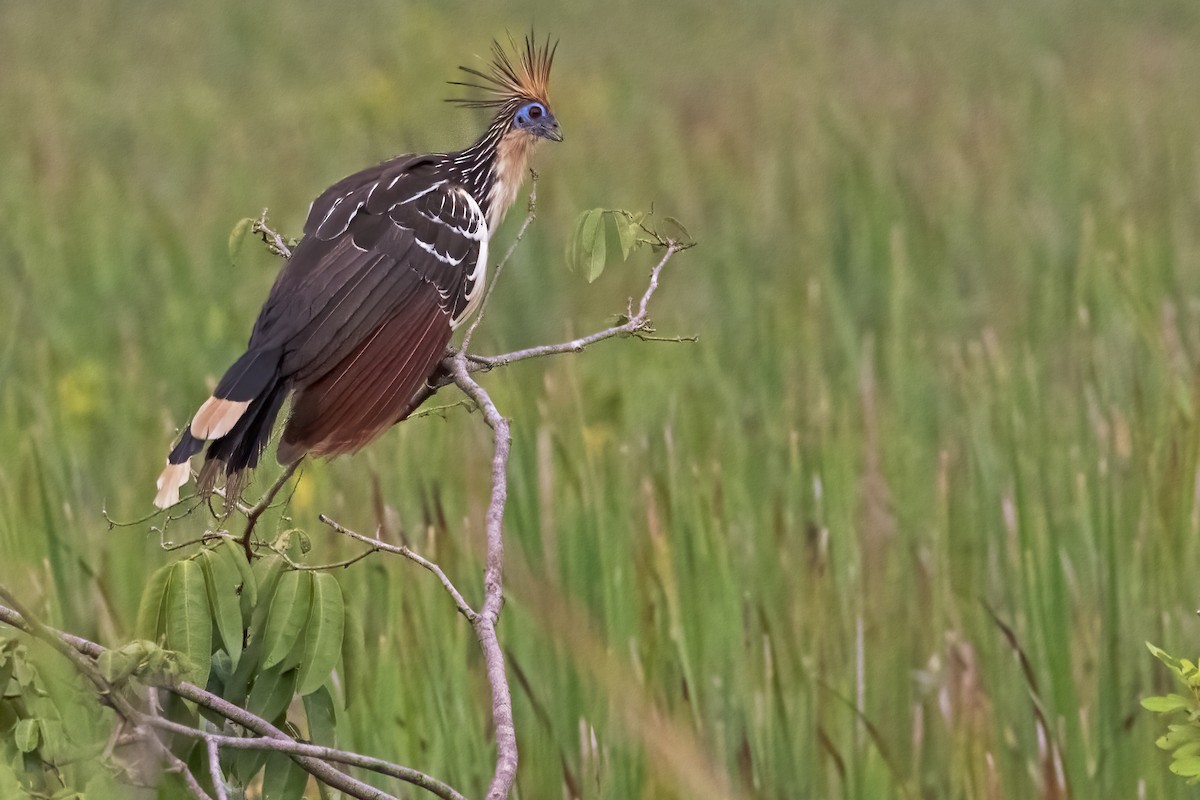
left=3, top=0, right=1200, bottom=796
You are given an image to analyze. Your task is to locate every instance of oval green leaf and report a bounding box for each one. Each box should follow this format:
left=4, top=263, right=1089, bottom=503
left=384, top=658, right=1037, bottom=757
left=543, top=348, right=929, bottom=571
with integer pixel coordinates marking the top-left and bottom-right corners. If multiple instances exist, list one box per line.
left=201, top=549, right=244, bottom=671
left=262, top=571, right=312, bottom=670
left=14, top=718, right=39, bottom=753
left=580, top=208, right=607, bottom=283
left=613, top=212, right=639, bottom=260
left=214, top=539, right=257, bottom=621
left=1143, top=694, right=1192, bottom=714
left=135, top=563, right=175, bottom=643
left=296, top=573, right=345, bottom=696
left=228, top=216, right=256, bottom=267
left=165, top=560, right=213, bottom=687
left=303, top=685, right=337, bottom=746
left=262, top=750, right=309, bottom=799
left=246, top=663, right=298, bottom=723
left=250, top=554, right=286, bottom=636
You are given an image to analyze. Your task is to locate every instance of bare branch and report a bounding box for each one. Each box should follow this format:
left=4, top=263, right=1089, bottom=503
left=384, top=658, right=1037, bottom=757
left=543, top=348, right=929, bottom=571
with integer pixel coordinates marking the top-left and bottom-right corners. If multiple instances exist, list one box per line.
left=0, top=601, right=456, bottom=800
left=317, top=514, right=477, bottom=621
left=240, top=459, right=301, bottom=558
left=275, top=544, right=381, bottom=572
left=0, top=589, right=213, bottom=800
left=444, top=353, right=517, bottom=800
left=140, top=714, right=467, bottom=800
left=254, top=209, right=296, bottom=259
left=408, top=398, right=477, bottom=420
left=206, top=737, right=228, bottom=800
left=89, top=202, right=691, bottom=800
left=466, top=243, right=684, bottom=371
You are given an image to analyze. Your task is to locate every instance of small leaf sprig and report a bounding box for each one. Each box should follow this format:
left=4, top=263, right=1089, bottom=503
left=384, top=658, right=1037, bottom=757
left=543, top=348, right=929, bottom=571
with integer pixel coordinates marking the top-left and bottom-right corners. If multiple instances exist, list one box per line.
left=566, top=208, right=694, bottom=283
left=1144, top=642, right=1200, bottom=782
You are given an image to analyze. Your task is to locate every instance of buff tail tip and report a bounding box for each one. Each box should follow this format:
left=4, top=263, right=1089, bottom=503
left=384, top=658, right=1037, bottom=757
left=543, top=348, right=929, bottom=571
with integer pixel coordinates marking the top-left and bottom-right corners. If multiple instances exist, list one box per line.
left=154, top=460, right=191, bottom=509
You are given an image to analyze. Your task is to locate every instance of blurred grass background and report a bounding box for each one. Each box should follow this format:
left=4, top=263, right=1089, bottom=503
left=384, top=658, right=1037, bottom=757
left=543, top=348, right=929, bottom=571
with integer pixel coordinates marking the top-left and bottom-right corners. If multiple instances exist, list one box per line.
left=3, top=0, right=1200, bottom=796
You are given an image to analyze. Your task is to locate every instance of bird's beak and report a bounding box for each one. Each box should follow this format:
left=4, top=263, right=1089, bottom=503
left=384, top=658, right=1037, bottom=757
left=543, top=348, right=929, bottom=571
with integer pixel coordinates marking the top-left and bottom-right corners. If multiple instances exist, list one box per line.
left=536, top=115, right=563, bottom=142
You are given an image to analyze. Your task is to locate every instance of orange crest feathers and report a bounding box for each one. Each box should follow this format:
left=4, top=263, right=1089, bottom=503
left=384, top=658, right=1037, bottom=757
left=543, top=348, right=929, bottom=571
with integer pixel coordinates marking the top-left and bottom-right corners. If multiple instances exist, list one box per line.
left=450, top=33, right=557, bottom=108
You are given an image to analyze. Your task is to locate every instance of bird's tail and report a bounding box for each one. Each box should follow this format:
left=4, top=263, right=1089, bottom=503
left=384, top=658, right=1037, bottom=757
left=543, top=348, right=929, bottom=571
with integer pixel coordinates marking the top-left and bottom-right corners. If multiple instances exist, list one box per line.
left=154, top=347, right=286, bottom=509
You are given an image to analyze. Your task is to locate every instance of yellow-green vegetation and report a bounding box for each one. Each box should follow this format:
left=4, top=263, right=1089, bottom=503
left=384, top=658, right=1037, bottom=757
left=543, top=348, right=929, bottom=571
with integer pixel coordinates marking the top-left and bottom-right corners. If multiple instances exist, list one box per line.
left=3, top=0, right=1200, bottom=797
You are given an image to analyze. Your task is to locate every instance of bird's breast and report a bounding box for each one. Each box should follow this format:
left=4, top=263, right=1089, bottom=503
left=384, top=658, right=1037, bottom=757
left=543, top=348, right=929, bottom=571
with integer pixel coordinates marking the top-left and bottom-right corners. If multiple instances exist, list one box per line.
left=486, top=131, right=539, bottom=232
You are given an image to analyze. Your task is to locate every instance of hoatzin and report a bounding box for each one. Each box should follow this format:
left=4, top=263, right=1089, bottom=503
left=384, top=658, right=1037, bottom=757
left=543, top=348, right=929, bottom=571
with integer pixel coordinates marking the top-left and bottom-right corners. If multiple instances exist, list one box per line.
left=154, top=36, right=560, bottom=508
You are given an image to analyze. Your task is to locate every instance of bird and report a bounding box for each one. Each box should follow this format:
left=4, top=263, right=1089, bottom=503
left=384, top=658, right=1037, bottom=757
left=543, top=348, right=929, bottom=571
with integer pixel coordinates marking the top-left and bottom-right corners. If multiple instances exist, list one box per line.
left=154, top=35, right=561, bottom=509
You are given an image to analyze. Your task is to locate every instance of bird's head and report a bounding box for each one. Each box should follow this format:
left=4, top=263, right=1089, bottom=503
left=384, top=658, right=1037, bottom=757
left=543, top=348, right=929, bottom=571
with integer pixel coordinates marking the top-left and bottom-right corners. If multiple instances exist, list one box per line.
left=451, top=34, right=562, bottom=144
left=511, top=99, right=562, bottom=143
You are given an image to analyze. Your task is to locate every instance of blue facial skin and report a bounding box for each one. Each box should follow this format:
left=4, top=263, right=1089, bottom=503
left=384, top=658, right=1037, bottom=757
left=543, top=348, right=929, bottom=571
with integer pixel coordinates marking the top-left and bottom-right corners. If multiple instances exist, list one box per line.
left=514, top=101, right=563, bottom=142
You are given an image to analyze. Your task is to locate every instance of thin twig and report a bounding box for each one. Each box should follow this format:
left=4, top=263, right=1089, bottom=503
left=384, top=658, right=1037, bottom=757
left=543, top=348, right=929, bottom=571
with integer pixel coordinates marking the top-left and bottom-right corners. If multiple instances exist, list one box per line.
left=466, top=244, right=683, bottom=371
left=158, top=529, right=237, bottom=552
left=311, top=236, right=689, bottom=800
left=317, top=515, right=477, bottom=621
left=0, top=602, right=451, bottom=800
left=0, top=590, right=213, bottom=800
left=408, top=398, right=477, bottom=420
left=255, top=209, right=295, bottom=259
left=140, top=714, right=466, bottom=800
left=241, top=460, right=301, bottom=559
left=206, top=736, right=228, bottom=800
left=276, top=544, right=381, bottom=572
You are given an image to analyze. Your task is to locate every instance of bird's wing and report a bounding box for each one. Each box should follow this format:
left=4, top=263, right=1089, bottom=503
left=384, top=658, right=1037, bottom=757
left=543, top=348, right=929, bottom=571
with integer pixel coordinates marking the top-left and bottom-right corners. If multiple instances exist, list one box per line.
left=225, top=155, right=489, bottom=462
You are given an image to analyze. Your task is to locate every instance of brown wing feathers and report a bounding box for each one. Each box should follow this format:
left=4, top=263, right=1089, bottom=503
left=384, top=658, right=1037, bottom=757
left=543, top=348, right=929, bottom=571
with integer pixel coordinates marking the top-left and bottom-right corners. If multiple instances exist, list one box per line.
left=154, top=156, right=488, bottom=508
left=152, top=36, right=558, bottom=508
left=278, top=293, right=451, bottom=463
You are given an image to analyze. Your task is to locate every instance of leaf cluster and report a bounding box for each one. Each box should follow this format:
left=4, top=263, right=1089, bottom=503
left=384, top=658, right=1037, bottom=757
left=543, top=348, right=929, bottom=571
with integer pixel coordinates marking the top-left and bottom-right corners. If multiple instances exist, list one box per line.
left=0, top=634, right=120, bottom=797
left=135, top=535, right=350, bottom=792
left=1143, top=642, right=1200, bottom=782
left=565, top=208, right=692, bottom=283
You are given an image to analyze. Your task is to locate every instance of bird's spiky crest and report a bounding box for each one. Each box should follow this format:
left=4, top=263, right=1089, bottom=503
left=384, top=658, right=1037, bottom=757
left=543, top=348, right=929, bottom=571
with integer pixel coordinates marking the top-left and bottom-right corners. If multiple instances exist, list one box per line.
left=449, top=33, right=556, bottom=108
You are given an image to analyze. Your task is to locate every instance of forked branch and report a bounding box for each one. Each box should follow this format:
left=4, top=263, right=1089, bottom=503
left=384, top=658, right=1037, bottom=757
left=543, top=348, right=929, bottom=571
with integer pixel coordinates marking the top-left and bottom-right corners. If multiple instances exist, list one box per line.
left=13, top=187, right=692, bottom=800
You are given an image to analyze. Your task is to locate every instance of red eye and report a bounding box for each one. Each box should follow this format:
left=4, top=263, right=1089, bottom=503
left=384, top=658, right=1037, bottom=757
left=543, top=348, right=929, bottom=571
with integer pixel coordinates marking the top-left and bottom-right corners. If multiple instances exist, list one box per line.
left=529, top=105, right=543, bottom=119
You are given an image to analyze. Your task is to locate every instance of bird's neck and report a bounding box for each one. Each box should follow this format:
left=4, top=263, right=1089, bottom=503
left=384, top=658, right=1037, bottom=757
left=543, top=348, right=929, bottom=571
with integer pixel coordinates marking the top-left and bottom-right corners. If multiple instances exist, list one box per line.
left=451, top=115, right=538, bottom=236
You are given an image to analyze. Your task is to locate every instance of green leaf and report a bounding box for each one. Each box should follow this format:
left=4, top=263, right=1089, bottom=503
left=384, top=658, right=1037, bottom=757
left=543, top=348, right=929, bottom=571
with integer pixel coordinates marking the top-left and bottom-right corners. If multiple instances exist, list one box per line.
left=214, top=539, right=257, bottom=621
left=201, top=548, right=244, bottom=671
left=303, top=686, right=337, bottom=746
left=296, top=573, right=345, bottom=696
left=165, top=560, right=213, bottom=687
left=14, top=719, right=39, bottom=753
left=228, top=217, right=256, bottom=267
left=1175, top=741, right=1200, bottom=760
left=581, top=209, right=607, bottom=283
left=262, top=572, right=313, bottom=670
left=250, top=555, right=286, bottom=635
left=1160, top=723, right=1200, bottom=750
left=1143, top=694, right=1193, bottom=713
left=135, top=563, right=175, bottom=643
left=613, top=212, right=639, bottom=260
left=567, top=208, right=607, bottom=281
left=565, top=209, right=592, bottom=275
left=35, top=719, right=67, bottom=763
left=262, top=750, right=309, bottom=799
left=662, top=215, right=693, bottom=243
left=246, top=664, right=298, bottom=723
left=1172, top=755, right=1200, bottom=777
left=227, top=554, right=286, bottom=704
left=11, top=650, right=36, bottom=688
